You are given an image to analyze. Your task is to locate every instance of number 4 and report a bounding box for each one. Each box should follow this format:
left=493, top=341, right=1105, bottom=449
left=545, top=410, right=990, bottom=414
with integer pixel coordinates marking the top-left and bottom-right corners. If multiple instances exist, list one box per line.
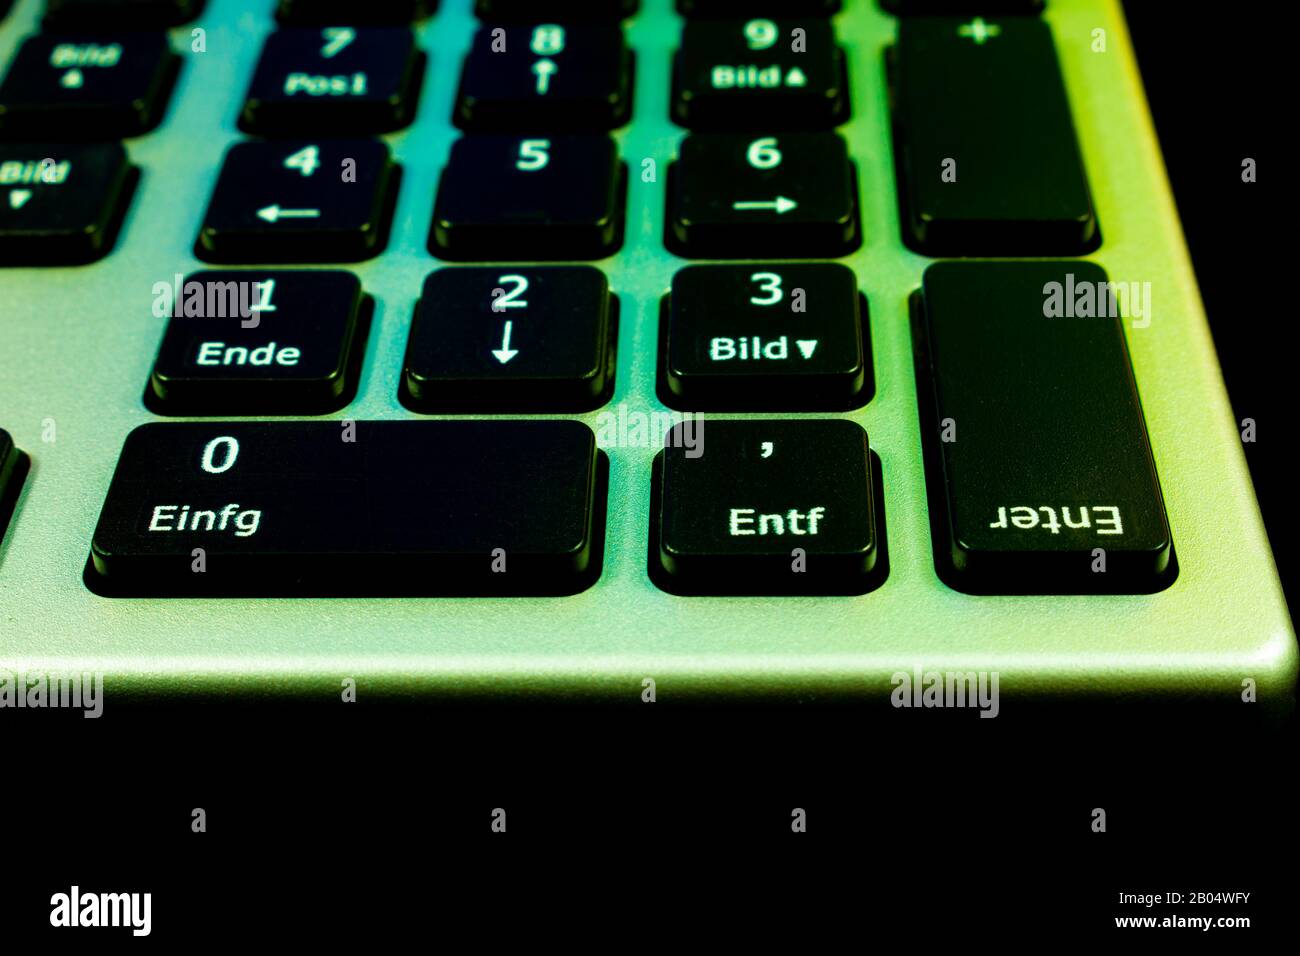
left=284, top=145, right=321, bottom=177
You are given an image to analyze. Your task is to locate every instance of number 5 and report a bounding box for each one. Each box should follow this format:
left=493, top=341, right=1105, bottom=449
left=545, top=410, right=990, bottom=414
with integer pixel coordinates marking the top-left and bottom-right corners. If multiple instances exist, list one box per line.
left=517, top=139, right=550, bottom=171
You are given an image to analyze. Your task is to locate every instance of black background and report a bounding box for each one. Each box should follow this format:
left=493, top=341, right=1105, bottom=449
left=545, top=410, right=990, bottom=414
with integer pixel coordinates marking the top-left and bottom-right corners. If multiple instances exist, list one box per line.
left=2, top=3, right=1294, bottom=942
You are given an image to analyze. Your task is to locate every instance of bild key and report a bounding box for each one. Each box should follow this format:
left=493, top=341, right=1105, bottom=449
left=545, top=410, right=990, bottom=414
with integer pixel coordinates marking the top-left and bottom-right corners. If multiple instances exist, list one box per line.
left=88, top=421, right=606, bottom=596
left=913, top=262, right=1173, bottom=594
left=0, top=33, right=180, bottom=140
left=0, top=142, right=136, bottom=264
left=660, top=263, right=870, bottom=410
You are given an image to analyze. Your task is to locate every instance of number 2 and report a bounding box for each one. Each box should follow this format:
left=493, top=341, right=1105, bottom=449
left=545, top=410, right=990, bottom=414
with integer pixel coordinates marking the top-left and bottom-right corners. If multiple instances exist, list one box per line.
left=492, top=275, right=529, bottom=312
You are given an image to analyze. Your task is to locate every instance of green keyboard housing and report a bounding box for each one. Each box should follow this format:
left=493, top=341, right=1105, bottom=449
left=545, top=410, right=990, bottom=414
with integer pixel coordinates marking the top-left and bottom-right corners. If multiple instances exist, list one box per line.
left=1, top=0, right=1294, bottom=703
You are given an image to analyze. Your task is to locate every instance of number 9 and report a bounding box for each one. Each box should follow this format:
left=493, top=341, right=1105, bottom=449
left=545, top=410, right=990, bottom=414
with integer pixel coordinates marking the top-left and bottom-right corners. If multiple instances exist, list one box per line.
left=744, top=19, right=778, bottom=51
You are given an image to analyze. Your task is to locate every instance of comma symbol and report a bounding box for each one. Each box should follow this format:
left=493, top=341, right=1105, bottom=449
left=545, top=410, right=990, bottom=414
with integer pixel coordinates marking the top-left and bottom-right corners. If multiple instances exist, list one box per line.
left=760, top=441, right=774, bottom=458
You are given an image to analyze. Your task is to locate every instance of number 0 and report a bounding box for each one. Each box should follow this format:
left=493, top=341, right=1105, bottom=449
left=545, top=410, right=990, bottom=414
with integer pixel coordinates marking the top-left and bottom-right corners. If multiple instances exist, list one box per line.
left=201, top=437, right=240, bottom=474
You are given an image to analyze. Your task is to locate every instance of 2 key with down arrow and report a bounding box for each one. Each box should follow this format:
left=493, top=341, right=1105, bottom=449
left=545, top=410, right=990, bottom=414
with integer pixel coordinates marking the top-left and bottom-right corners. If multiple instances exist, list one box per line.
left=402, top=266, right=619, bottom=413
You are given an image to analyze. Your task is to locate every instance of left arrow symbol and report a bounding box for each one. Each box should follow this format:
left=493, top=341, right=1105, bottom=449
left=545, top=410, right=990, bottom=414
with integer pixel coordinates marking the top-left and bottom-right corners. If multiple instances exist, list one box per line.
left=9, top=189, right=33, bottom=210
left=257, top=205, right=321, bottom=223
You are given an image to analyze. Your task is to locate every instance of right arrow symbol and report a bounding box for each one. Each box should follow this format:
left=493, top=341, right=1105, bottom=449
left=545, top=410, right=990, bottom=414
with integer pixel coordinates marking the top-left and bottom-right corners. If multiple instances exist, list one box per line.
left=796, top=340, right=818, bottom=359
left=732, top=197, right=798, bottom=214
left=492, top=320, right=519, bottom=364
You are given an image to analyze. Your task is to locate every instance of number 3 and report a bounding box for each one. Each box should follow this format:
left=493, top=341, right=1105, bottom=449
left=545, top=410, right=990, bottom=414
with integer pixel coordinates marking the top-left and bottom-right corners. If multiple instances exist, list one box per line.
left=750, top=272, right=783, bottom=306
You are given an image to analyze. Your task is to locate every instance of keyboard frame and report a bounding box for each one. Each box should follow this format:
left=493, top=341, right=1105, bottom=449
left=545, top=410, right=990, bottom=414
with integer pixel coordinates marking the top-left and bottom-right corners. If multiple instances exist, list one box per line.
left=1, top=0, right=1294, bottom=703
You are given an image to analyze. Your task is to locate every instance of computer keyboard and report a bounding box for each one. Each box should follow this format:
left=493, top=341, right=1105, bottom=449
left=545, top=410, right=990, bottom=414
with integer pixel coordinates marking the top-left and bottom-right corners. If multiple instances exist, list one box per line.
left=0, top=0, right=1293, bottom=702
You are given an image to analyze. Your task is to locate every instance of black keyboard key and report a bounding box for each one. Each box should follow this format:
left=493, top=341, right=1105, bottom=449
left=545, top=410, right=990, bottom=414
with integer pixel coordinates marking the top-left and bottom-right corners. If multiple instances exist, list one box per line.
left=891, top=16, right=1097, bottom=255
left=668, top=133, right=858, bottom=258
left=276, top=0, right=437, bottom=24
left=44, top=0, right=205, bottom=27
left=196, top=139, right=398, bottom=263
left=679, top=1, right=840, bottom=14
left=455, top=23, right=633, bottom=131
left=0, top=427, right=29, bottom=543
left=88, top=421, right=606, bottom=596
left=661, top=263, right=869, bottom=410
left=0, top=142, right=136, bottom=264
left=0, top=34, right=180, bottom=140
left=147, top=271, right=371, bottom=415
left=431, top=135, right=625, bottom=261
left=402, top=267, right=617, bottom=412
left=240, top=27, right=425, bottom=135
left=475, top=1, right=637, bottom=19
left=913, top=262, right=1173, bottom=593
left=673, top=18, right=847, bottom=130
left=881, top=1, right=1042, bottom=13
left=651, top=419, right=883, bottom=595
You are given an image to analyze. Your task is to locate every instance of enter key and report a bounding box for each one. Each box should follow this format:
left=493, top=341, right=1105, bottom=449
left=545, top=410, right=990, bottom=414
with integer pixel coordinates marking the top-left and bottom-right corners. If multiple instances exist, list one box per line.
left=912, top=261, right=1174, bottom=594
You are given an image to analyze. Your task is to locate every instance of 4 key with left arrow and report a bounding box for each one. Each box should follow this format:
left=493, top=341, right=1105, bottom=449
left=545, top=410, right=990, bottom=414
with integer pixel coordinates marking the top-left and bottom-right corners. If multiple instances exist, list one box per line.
left=196, top=139, right=399, bottom=263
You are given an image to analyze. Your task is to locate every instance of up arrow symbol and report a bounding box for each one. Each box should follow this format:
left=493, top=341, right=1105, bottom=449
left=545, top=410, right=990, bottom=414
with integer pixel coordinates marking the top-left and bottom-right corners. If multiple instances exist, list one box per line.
left=785, top=67, right=807, bottom=87
left=795, top=339, right=818, bottom=359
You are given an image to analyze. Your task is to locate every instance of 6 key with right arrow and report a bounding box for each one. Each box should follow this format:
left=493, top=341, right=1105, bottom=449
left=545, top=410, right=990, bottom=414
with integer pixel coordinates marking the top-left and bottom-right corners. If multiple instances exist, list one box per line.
left=667, top=132, right=859, bottom=258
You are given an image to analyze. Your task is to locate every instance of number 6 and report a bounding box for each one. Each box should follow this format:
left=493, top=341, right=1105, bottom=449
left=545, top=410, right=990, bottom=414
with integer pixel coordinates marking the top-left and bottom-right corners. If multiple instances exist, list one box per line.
left=747, top=137, right=781, bottom=170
